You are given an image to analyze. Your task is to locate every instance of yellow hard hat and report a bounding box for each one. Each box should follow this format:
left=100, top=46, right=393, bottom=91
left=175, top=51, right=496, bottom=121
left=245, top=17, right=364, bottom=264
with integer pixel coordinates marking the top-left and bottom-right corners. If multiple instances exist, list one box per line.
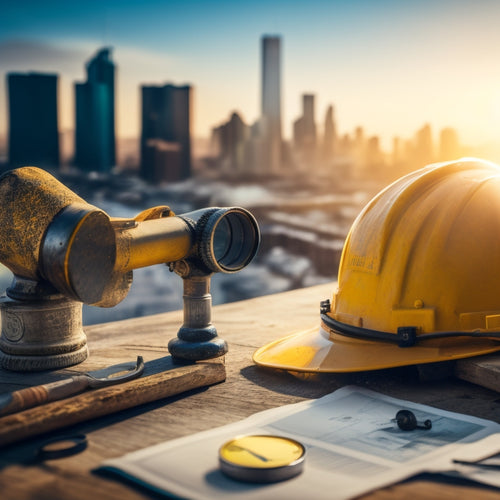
left=254, top=158, right=500, bottom=372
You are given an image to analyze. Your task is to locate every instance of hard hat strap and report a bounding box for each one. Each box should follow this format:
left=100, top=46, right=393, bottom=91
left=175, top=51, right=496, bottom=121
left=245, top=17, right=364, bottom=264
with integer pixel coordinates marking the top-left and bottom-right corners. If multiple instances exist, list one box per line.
left=320, top=314, right=500, bottom=348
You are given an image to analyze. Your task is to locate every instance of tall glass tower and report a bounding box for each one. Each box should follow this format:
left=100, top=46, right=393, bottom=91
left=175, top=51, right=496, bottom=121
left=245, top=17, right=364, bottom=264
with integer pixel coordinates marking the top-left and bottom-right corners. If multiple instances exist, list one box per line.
left=7, top=72, right=60, bottom=168
left=261, top=35, right=282, bottom=173
left=74, top=48, right=116, bottom=172
left=140, top=84, right=192, bottom=182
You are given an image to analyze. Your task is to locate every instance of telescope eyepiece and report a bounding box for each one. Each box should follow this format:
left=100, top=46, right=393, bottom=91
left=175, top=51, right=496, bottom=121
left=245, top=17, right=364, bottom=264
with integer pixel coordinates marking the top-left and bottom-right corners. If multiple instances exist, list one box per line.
left=196, top=207, right=260, bottom=274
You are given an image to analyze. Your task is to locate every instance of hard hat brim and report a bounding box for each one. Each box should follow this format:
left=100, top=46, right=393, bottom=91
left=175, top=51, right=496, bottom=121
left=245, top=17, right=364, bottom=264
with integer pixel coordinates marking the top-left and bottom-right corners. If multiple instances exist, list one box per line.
left=253, top=324, right=500, bottom=372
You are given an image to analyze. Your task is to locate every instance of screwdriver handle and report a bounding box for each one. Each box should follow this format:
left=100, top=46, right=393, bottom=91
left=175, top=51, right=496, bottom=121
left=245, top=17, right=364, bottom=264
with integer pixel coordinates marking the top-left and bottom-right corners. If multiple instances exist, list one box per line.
left=0, top=375, right=90, bottom=417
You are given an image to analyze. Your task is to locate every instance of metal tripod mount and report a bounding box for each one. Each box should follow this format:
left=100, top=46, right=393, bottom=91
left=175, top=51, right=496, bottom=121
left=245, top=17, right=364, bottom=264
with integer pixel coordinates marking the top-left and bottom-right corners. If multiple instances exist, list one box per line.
left=168, top=260, right=227, bottom=361
left=0, top=167, right=260, bottom=371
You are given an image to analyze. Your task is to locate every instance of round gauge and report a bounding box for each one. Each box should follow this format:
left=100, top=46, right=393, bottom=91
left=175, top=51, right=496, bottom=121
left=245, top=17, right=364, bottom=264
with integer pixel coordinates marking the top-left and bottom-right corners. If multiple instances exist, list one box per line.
left=219, top=434, right=305, bottom=483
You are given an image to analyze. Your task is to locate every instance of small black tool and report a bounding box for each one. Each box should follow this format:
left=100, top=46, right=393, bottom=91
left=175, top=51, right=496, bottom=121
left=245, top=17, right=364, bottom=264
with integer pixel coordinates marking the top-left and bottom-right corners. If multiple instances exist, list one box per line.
left=395, top=409, right=432, bottom=431
left=37, top=434, right=88, bottom=460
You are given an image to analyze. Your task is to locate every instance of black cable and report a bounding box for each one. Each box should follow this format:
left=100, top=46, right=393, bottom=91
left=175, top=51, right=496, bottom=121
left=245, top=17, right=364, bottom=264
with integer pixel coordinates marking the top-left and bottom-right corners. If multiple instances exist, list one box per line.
left=320, top=314, right=500, bottom=348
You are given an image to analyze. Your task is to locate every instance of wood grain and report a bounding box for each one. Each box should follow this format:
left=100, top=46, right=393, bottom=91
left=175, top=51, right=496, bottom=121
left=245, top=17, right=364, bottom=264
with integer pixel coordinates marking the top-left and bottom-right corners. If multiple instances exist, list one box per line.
left=0, top=359, right=225, bottom=447
left=1, top=283, right=500, bottom=500
left=455, top=354, right=500, bottom=392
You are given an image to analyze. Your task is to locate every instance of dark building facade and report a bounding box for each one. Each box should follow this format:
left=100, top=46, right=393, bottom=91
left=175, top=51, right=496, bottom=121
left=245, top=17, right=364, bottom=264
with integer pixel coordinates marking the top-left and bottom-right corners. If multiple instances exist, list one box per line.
left=140, top=84, right=192, bottom=182
left=7, top=72, right=60, bottom=168
left=74, top=47, right=116, bottom=172
left=143, top=139, right=182, bottom=183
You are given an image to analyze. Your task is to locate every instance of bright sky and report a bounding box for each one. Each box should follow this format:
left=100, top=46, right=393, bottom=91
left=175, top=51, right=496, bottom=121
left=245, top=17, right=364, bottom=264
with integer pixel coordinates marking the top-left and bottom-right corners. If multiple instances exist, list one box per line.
left=2, top=0, right=500, bottom=150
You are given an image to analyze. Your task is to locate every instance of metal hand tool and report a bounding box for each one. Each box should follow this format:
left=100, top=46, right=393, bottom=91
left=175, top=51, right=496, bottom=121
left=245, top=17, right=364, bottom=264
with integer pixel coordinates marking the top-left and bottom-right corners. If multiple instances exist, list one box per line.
left=0, top=356, right=144, bottom=417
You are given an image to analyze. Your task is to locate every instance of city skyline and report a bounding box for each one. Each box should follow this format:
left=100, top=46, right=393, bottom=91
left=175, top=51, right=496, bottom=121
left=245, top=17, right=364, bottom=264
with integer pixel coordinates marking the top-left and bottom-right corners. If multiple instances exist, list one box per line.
left=2, top=1, right=500, bottom=154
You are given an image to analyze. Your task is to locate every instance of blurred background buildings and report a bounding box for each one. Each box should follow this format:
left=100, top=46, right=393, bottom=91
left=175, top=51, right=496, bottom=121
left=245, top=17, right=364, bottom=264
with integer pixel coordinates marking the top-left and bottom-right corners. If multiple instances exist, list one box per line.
left=1, top=1, right=499, bottom=324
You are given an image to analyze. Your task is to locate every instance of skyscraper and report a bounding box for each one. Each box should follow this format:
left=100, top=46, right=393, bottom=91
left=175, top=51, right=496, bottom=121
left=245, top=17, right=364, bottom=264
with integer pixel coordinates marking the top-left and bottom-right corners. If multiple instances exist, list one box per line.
left=141, top=84, right=192, bottom=182
left=293, top=94, right=316, bottom=149
left=322, top=105, right=336, bottom=160
left=7, top=72, right=60, bottom=168
left=261, top=35, right=282, bottom=173
left=212, top=111, right=248, bottom=171
left=439, top=127, right=459, bottom=161
left=415, top=123, right=434, bottom=166
left=74, top=47, right=116, bottom=172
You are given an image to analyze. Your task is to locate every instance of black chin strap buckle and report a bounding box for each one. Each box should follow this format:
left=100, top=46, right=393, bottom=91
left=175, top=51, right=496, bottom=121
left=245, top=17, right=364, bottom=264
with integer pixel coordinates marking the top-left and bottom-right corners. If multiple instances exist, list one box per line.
left=397, top=327, right=418, bottom=347
left=320, top=299, right=331, bottom=314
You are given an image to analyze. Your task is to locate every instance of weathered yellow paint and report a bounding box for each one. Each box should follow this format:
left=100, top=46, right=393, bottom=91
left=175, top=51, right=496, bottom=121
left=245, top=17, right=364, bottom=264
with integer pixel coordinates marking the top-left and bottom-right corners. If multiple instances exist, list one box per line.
left=114, top=217, right=192, bottom=272
left=0, top=167, right=87, bottom=280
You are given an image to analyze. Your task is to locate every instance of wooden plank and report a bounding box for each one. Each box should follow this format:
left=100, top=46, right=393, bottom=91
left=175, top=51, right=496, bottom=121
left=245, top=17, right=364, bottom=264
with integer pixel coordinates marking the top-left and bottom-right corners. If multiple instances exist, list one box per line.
left=1, top=284, right=500, bottom=500
left=0, top=358, right=225, bottom=447
left=455, top=354, right=500, bottom=392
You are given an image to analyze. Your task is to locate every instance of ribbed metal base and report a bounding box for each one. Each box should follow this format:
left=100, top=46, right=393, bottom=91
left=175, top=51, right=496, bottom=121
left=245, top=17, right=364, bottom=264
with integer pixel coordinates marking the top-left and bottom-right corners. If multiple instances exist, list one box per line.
left=0, top=344, right=88, bottom=372
left=0, top=294, right=88, bottom=372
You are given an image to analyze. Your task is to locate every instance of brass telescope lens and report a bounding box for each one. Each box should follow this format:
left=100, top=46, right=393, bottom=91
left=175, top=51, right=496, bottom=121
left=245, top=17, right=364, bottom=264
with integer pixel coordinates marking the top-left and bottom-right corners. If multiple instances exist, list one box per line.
left=193, top=207, right=260, bottom=274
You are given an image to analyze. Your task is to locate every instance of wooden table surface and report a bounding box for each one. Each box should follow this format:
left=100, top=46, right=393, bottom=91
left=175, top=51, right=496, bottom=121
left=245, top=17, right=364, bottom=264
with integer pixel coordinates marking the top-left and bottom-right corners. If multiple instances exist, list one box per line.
left=1, top=282, right=500, bottom=500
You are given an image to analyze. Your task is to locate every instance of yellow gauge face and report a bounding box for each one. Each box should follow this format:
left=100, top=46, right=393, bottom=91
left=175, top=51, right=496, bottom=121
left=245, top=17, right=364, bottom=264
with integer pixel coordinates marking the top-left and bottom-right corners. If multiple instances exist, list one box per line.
left=219, top=435, right=305, bottom=469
